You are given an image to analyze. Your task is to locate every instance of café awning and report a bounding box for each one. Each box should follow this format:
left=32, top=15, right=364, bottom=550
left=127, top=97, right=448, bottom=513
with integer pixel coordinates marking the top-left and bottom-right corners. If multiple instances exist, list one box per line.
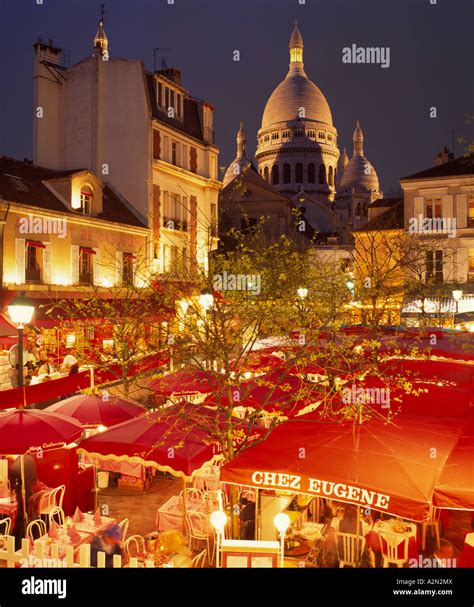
left=221, top=413, right=471, bottom=521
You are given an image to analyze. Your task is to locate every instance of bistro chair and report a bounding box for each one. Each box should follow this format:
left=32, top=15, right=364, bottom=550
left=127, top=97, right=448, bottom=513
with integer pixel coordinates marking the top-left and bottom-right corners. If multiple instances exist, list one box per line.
left=191, top=548, right=207, bottom=568
left=124, top=535, right=146, bottom=560
left=421, top=507, right=441, bottom=551
left=180, top=488, right=204, bottom=503
left=38, top=485, right=66, bottom=517
left=204, top=489, right=227, bottom=510
left=185, top=511, right=214, bottom=565
left=335, top=532, right=366, bottom=568
left=379, top=532, right=409, bottom=568
left=0, top=517, right=12, bottom=547
left=26, top=518, right=47, bottom=542
left=117, top=518, right=130, bottom=542
left=48, top=506, right=65, bottom=528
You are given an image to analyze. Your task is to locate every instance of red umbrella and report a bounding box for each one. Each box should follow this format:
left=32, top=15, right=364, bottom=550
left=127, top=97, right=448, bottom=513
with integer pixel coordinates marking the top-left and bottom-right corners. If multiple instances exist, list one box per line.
left=78, top=403, right=264, bottom=478
left=204, top=371, right=322, bottom=417
left=45, top=394, right=145, bottom=429
left=149, top=368, right=219, bottom=396
left=221, top=413, right=467, bottom=521
left=0, top=408, right=83, bottom=454
left=229, top=352, right=285, bottom=374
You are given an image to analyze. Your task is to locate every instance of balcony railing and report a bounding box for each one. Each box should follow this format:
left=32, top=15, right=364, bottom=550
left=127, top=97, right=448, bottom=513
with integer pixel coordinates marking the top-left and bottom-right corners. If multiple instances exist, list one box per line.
left=163, top=217, right=188, bottom=232
left=79, top=272, right=93, bottom=285
left=25, top=267, right=41, bottom=283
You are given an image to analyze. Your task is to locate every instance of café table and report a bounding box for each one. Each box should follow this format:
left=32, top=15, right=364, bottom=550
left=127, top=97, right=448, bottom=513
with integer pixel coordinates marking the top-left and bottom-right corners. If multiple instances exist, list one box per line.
left=31, top=527, right=91, bottom=561
left=156, top=495, right=210, bottom=533
left=367, top=519, right=419, bottom=560
left=0, top=493, right=18, bottom=529
left=74, top=512, right=116, bottom=536
left=459, top=532, right=474, bottom=568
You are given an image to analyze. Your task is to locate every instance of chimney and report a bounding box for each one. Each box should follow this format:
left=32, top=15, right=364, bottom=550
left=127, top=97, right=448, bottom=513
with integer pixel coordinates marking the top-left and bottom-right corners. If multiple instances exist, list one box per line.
left=158, top=67, right=182, bottom=86
left=434, top=146, right=454, bottom=166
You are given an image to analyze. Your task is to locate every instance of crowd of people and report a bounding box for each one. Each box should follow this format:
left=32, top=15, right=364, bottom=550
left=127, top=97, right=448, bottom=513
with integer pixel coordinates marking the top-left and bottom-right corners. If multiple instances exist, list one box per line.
left=10, top=340, right=80, bottom=388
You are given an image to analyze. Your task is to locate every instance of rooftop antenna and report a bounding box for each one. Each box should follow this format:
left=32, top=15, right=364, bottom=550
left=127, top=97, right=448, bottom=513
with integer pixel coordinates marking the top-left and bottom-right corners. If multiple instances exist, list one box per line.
left=154, top=47, right=171, bottom=72
left=447, top=127, right=463, bottom=158
left=100, top=2, right=105, bottom=22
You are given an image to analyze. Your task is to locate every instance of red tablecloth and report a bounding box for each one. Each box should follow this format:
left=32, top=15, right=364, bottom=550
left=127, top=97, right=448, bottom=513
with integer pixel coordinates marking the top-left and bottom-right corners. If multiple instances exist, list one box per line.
left=0, top=493, right=18, bottom=529
left=459, top=533, right=474, bottom=568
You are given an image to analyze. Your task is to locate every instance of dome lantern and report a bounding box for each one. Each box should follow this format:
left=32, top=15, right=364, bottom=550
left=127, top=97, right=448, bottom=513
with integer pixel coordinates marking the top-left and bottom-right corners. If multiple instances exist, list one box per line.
left=353, top=120, right=364, bottom=156
left=289, top=20, right=304, bottom=64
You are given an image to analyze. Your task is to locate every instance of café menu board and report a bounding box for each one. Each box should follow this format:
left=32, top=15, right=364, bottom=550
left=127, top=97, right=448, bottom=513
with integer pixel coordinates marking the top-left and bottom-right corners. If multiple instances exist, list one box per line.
left=221, top=539, right=279, bottom=568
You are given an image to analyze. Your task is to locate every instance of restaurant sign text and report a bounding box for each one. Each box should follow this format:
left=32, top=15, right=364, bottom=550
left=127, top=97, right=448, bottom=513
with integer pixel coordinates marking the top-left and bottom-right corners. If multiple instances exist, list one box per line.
left=251, top=471, right=390, bottom=510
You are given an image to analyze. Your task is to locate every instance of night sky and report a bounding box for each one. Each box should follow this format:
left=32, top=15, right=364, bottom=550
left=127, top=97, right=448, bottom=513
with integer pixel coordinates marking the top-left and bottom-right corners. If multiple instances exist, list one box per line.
left=0, top=0, right=472, bottom=192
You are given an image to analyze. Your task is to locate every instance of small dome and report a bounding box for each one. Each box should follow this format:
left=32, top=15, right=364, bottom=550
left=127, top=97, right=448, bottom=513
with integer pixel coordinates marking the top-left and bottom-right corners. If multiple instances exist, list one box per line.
left=223, top=122, right=251, bottom=187
left=339, top=155, right=380, bottom=191
left=340, top=121, right=380, bottom=192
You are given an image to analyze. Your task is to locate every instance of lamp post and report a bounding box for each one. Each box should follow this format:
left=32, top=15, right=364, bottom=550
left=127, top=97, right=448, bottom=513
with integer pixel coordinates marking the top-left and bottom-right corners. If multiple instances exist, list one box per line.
left=452, top=289, right=463, bottom=327
left=210, top=510, right=227, bottom=568
left=274, top=512, right=290, bottom=568
left=296, top=288, right=308, bottom=344
left=7, top=293, right=35, bottom=389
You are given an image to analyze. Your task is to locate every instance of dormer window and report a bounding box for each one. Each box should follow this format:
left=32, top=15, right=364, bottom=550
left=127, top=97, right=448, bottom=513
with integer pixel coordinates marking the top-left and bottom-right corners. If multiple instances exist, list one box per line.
left=79, top=186, right=93, bottom=214
left=294, top=129, right=303, bottom=138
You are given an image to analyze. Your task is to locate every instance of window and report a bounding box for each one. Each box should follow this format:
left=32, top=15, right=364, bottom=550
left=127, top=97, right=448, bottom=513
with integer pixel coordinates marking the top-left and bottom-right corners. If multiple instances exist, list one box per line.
left=468, top=197, right=474, bottom=227
left=318, top=132, right=325, bottom=140
left=328, top=166, right=334, bottom=187
left=79, top=247, right=95, bottom=285
left=295, top=163, right=303, bottom=183
left=210, top=203, right=218, bottom=236
left=469, top=249, right=474, bottom=281
left=426, top=250, right=443, bottom=283
left=307, top=130, right=316, bottom=140
left=165, top=87, right=170, bottom=111
left=4, top=174, right=28, bottom=191
left=263, top=166, right=269, bottom=182
left=271, top=165, right=280, bottom=185
left=264, top=135, right=270, bottom=143
left=163, top=192, right=188, bottom=231
left=176, top=93, right=182, bottom=118
left=25, top=241, right=44, bottom=282
left=79, top=186, right=93, bottom=214
left=157, top=82, right=163, bottom=108
left=319, top=164, right=326, bottom=185
left=426, top=198, right=442, bottom=219
left=123, top=253, right=135, bottom=285
left=271, top=132, right=280, bottom=142
left=294, top=129, right=303, bottom=138
left=282, top=130, right=291, bottom=141
left=283, top=163, right=291, bottom=184
left=171, top=142, right=177, bottom=165
left=327, top=134, right=333, bottom=142
left=307, top=163, right=315, bottom=184
left=170, top=90, right=175, bottom=114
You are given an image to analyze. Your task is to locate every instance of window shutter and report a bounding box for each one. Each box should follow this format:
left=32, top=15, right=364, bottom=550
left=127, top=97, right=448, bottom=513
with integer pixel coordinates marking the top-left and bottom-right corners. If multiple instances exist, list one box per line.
left=116, top=251, right=123, bottom=286
left=15, top=238, right=25, bottom=284
left=442, top=195, right=453, bottom=220
left=413, top=196, right=424, bottom=217
left=456, top=194, right=467, bottom=228
left=93, top=248, right=100, bottom=286
left=133, top=256, right=139, bottom=287
left=456, top=247, right=468, bottom=282
left=444, top=248, right=454, bottom=282
left=71, top=245, right=80, bottom=285
left=43, top=243, right=52, bottom=284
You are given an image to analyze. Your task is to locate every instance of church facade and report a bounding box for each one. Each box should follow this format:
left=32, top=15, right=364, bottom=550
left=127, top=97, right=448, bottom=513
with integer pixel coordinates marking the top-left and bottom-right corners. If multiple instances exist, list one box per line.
left=223, top=23, right=382, bottom=239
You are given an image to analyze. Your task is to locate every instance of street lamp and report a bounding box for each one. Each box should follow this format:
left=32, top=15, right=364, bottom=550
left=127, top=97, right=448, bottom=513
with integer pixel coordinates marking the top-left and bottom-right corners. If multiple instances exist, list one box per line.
left=210, top=510, right=227, bottom=568
left=273, top=512, right=290, bottom=568
left=7, top=293, right=35, bottom=388
left=198, top=290, right=214, bottom=312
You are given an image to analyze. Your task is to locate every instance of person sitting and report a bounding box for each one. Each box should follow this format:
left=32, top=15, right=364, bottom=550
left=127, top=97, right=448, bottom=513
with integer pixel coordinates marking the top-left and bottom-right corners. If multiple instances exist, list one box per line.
left=239, top=497, right=256, bottom=540
left=37, top=352, right=56, bottom=376
left=90, top=523, right=124, bottom=568
left=153, top=530, right=192, bottom=568
left=60, top=354, right=78, bottom=375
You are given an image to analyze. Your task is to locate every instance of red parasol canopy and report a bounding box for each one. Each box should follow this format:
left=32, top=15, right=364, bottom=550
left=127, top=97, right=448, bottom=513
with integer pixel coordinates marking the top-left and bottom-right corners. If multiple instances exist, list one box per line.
left=229, top=351, right=285, bottom=374
left=45, top=394, right=146, bottom=429
left=149, top=368, right=219, bottom=396
left=221, top=413, right=469, bottom=521
left=0, top=408, right=83, bottom=454
left=78, top=403, right=265, bottom=478
left=204, top=371, right=322, bottom=417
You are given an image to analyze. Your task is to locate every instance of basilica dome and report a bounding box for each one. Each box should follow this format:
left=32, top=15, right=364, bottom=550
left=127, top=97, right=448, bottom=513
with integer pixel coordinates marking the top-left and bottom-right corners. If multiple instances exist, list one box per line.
left=261, top=24, right=333, bottom=129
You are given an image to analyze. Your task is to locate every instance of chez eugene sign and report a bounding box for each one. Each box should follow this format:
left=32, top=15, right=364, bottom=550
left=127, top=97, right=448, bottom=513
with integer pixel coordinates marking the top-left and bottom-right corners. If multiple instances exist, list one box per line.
left=251, top=471, right=390, bottom=510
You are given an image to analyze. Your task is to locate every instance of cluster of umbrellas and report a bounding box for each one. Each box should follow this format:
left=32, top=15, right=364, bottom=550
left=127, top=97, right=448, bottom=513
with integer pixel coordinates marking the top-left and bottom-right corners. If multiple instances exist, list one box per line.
left=0, top=331, right=472, bottom=529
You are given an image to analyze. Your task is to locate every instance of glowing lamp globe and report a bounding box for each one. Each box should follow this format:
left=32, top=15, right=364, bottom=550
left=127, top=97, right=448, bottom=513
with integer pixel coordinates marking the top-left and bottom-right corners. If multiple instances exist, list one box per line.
left=7, top=294, right=35, bottom=327
left=273, top=512, right=290, bottom=535
left=210, top=510, right=227, bottom=532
